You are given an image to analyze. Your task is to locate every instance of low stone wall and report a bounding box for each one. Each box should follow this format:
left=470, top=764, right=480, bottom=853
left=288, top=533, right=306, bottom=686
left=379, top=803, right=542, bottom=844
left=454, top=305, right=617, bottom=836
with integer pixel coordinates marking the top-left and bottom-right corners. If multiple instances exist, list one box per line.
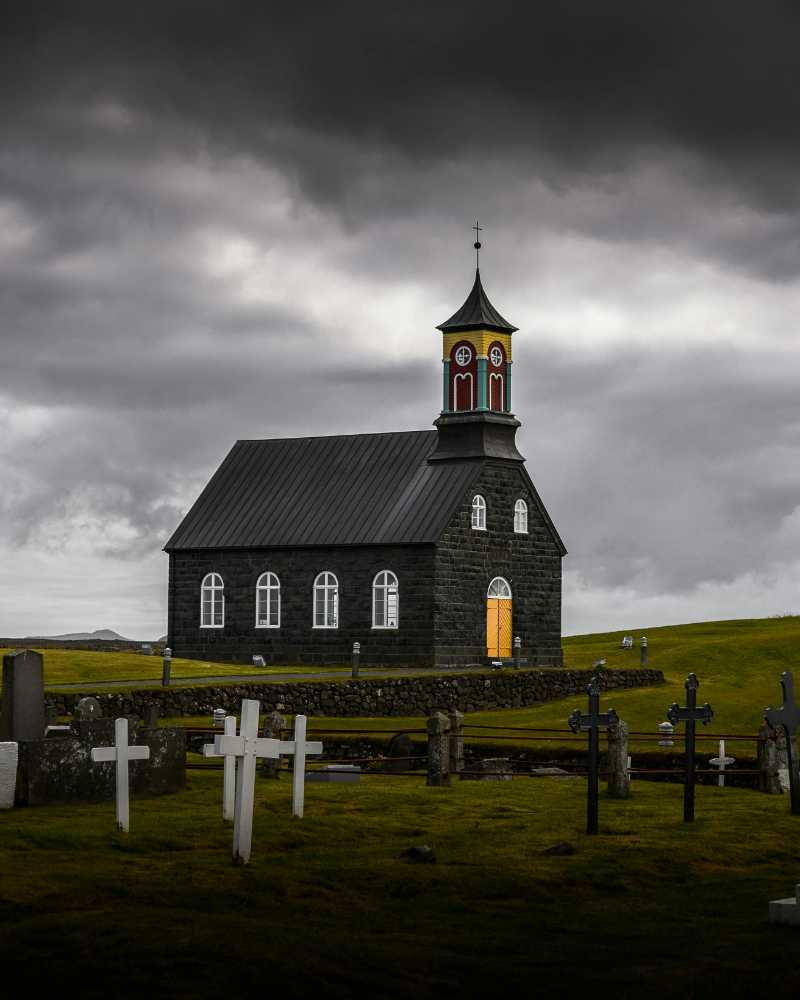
left=44, top=668, right=664, bottom=719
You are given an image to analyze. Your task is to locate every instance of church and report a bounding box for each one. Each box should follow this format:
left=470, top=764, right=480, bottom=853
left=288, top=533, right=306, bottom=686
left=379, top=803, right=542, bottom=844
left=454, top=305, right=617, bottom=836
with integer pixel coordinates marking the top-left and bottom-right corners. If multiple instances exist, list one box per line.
left=164, top=252, right=566, bottom=667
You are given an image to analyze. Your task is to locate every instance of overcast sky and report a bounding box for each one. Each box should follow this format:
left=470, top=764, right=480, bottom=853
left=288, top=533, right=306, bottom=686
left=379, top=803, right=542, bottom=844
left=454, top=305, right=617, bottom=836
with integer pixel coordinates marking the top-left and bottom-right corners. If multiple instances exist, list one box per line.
left=2, top=2, right=800, bottom=639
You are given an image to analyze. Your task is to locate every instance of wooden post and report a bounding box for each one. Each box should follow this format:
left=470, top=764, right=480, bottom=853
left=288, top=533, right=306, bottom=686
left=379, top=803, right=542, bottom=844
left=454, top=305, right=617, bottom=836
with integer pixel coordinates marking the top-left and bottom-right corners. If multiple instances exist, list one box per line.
left=607, top=719, right=630, bottom=799
left=161, top=647, right=172, bottom=687
left=448, top=710, right=464, bottom=775
left=426, top=712, right=451, bottom=787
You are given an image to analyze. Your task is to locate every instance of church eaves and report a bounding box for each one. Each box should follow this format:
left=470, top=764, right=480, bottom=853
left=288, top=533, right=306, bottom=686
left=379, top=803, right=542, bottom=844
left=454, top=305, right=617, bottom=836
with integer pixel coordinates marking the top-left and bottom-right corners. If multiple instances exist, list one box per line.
left=436, top=269, right=518, bottom=334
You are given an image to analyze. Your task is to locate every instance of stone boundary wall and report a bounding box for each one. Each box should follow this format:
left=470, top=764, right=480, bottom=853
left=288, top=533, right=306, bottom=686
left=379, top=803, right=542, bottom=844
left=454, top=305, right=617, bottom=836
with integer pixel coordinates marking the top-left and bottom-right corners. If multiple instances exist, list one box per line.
left=43, top=668, right=664, bottom=720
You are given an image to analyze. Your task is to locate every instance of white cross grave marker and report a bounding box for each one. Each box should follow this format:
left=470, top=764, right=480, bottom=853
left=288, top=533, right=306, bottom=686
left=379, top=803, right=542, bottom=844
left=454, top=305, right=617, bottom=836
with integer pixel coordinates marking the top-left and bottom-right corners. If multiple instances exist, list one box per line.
left=709, top=738, right=736, bottom=787
left=278, top=714, right=323, bottom=819
left=203, top=715, right=237, bottom=822
left=90, top=718, right=150, bottom=832
left=212, top=699, right=283, bottom=864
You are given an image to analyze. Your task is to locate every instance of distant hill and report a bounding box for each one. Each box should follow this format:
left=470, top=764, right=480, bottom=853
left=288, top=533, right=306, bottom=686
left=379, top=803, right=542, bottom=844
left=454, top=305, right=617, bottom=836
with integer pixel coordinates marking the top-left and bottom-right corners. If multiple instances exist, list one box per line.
left=26, top=629, right=132, bottom=642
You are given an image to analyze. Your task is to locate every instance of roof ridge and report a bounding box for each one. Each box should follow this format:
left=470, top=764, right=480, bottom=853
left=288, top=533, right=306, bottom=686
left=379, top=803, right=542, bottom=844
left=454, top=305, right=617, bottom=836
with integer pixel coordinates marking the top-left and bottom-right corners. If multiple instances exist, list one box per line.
left=235, top=428, right=434, bottom=445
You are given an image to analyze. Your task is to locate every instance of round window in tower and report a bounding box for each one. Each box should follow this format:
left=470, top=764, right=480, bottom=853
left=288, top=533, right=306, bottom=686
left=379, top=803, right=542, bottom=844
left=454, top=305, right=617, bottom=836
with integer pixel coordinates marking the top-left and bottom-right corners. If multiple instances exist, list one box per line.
left=489, top=346, right=503, bottom=367
left=455, top=345, right=472, bottom=367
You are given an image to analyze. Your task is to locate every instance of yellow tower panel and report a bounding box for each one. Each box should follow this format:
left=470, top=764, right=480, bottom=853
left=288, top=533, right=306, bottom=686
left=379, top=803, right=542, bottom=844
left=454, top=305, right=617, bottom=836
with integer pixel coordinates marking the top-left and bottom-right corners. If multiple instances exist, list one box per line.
left=442, top=330, right=512, bottom=361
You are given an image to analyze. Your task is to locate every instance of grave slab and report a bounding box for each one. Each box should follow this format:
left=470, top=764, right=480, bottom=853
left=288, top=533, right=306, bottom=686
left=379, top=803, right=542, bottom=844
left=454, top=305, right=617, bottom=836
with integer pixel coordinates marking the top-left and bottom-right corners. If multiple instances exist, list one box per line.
left=307, top=765, right=361, bottom=784
left=0, top=742, right=18, bottom=808
left=769, top=884, right=800, bottom=926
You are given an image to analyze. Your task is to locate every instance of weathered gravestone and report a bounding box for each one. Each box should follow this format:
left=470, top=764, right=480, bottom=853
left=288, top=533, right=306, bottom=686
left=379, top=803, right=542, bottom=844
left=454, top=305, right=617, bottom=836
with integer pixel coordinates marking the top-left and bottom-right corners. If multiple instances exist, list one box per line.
left=261, top=710, right=285, bottom=779
left=74, top=696, right=102, bottom=721
left=386, top=732, right=415, bottom=772
left=460, top=757, right=512, bottom=781
left=765, top=670, right=800, bottom=815
left=0, top=650, right=46, bottom=741
left=15, top=715, right=185, bottom=806
left=758, top=723, right=784, bottom=794
left=0, top=742, right=19, bottom=808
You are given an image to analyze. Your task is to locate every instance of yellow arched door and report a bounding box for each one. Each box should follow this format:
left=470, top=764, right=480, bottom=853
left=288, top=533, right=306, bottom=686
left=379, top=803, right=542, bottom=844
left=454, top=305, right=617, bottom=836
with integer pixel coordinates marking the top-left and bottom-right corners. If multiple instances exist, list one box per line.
left=486, top=577, right=513, bottom=658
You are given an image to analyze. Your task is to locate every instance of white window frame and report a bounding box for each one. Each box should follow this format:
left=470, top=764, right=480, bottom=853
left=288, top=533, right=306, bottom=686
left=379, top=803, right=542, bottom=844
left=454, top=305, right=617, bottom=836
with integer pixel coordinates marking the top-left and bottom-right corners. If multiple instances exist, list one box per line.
left=453, top=372, right=474, bottom=411
left=255, top=571, right=281, bottom=628
left=487, top=576, right=512, bottom=599
left=313, top=571, right=339, bottom=629
left=514, top=498, right=528, bottom=534
left=200, top=572, right=224, bottom=628
left=471, top=494, right=487, bottom=531
left=372, top=570, right=399, bottom=629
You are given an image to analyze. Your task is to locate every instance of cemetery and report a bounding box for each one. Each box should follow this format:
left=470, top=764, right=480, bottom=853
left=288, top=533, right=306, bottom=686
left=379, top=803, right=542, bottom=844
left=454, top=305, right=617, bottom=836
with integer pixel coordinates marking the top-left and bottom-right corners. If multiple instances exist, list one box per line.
left=1, top=615, right=800, bottom=995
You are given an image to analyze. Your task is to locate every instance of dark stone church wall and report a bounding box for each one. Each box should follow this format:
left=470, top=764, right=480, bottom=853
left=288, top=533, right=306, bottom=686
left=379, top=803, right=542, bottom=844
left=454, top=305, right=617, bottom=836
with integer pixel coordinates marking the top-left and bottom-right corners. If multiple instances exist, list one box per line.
left=169, top=544, right=436, bottom=666
left=433, top=461, right=563, bottom=667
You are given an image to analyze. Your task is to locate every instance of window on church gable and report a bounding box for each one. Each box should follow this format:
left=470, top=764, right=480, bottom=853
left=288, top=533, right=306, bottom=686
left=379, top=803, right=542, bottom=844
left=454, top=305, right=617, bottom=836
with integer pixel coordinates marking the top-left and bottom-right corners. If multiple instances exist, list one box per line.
left=471, top=494, right=486, bottom=530
left=313, top=572, right=339, bottom=628
left=514, top=498, right=528, bottom=534
left=255, top=572, right=280, bottom=628
left=372, top=570, right=399, bottom=629
left=200, top=572, right=224, bottom=628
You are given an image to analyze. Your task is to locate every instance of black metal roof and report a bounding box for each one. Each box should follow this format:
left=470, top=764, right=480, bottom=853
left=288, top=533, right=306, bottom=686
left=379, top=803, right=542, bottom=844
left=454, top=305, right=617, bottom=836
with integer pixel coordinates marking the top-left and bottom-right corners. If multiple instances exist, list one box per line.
left=164, top=430, right=484, bottom=551
left=436, top=269, right=518, bottom=334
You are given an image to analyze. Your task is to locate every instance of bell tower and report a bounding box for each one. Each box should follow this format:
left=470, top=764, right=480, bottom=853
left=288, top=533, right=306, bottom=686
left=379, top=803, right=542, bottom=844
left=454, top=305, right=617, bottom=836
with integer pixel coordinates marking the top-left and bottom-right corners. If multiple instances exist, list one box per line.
left=429, top=227, right=524, bottom=463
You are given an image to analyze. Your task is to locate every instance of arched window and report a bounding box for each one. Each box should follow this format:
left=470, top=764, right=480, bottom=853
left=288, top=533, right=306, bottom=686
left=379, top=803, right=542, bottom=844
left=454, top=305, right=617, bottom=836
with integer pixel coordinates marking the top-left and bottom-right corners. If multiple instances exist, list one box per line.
left=471, top=494, right=486, bottom=531
left=487, top=576, right=512, bottom=599
left=313, top=572, right=339, bottom=629
left=373, top=570, right=399, bottom=629
left=450, top=341, right=477, bottom=410
left=255, top=572, right=280, bottom=628
left=514, top=498, right=528, bottom=534
left=489, top=373, right=504, bottom=411
left=200, top=572, right=224, bottom=628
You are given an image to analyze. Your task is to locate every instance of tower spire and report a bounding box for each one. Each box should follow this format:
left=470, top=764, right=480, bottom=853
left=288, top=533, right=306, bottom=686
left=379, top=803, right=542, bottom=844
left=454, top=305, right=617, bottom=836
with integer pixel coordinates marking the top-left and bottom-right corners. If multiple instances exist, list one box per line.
left=472, top=220, right=483, bottom=269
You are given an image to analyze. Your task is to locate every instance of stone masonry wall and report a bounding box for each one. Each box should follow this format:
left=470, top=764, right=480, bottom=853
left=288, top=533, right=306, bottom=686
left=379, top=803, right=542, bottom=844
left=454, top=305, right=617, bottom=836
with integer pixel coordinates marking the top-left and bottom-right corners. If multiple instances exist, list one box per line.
left=434, top=461, right=563, bottom=667
left=44, top=668, right=663, bottom=719
left=169, top=544, right=436, bottom=666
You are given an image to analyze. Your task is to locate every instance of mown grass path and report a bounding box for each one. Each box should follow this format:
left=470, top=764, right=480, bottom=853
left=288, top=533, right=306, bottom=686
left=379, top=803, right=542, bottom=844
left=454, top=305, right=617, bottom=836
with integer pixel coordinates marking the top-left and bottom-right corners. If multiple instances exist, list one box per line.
left=1, top=772, right=799, bottom=997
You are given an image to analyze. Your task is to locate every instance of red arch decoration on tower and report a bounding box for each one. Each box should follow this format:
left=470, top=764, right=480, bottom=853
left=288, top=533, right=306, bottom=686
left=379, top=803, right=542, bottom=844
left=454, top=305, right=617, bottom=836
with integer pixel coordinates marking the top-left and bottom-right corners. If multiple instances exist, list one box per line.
left=450, top=340, right=477, bottom=411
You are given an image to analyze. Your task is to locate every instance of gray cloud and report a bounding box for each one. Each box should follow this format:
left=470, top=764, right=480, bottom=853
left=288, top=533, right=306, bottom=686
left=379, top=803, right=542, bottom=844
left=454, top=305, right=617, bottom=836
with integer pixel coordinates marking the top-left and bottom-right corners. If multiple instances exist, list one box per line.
left=1, top=3, right=799, bottom=635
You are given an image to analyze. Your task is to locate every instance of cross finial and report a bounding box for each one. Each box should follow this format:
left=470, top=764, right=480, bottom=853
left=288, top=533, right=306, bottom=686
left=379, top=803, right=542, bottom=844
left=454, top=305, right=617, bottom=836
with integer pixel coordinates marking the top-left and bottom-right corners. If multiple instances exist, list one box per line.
left=472, top=219, right=483, bottom=268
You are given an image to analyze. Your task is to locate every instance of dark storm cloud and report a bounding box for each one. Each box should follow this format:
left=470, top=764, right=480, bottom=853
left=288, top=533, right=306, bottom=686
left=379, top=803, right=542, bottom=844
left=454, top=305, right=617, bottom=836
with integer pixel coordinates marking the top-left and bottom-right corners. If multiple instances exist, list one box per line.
left=2, top=2, right=800, bottom=635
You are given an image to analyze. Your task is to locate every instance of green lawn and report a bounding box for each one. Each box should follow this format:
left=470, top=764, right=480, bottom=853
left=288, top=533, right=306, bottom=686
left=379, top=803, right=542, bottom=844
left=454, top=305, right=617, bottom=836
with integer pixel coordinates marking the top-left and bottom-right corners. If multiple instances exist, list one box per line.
left=1, top=771, right=798, bottom=997
left=0, top=647, right=352, bottom=688
left=164, top=617, right=800, bottom=756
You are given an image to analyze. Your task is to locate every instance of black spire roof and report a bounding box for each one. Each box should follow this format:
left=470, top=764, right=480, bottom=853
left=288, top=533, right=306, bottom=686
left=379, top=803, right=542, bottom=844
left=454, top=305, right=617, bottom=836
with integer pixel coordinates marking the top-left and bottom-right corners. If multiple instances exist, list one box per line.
left=436, top=269, right=518, bottom=334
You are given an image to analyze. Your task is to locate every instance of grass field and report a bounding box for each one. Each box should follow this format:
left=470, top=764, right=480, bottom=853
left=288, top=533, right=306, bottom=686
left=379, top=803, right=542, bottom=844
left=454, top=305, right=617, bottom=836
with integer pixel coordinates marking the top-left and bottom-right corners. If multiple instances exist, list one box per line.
left=0, top=647, right=354, bottom=688
left=1, top=770, right=799, bottom=998
left=156, top=617, right=800, bottom=755
left=3, top=617, right=800, bottom=996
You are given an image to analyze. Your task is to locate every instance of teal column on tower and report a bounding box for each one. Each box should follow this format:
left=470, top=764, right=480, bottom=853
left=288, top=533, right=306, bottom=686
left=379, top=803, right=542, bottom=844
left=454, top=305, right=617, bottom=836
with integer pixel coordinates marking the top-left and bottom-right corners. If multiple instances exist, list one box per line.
left=442, top=360, right=451, bottom=412
left=506, top=360, right=512, bottom=412
left=477, top=357, right=488, bottom=410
